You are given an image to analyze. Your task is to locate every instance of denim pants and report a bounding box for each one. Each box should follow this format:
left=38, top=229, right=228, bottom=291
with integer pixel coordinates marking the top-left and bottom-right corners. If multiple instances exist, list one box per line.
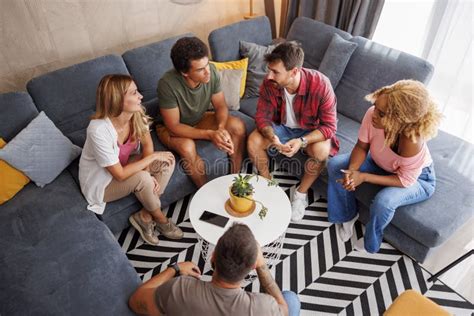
left=267, top=124, right=311, bottom=157
left=327, top=153, right=436, bottom=253
left=282, top=290, right=301, bottom=316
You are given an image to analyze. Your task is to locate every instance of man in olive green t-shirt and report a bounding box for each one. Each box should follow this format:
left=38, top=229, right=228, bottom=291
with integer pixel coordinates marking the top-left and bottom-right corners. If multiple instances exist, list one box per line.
left=156, top=37, right=246, bottom=187
left=129, top=223, right=300, bottom=316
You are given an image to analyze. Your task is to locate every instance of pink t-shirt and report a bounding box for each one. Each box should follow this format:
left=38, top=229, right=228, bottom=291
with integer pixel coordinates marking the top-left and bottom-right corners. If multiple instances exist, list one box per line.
left=358, top=106, right=432, bottom=187
left=118, top=136, right=139, bottom=166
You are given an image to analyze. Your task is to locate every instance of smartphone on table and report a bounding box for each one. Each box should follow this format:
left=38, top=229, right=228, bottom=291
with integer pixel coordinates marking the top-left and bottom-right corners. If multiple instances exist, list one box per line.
left=199, top=210, right=229, bottom=228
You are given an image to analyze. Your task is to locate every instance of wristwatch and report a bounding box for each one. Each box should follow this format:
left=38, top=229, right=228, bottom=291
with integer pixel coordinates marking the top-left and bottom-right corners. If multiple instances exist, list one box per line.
left=168, top=262, right=180, bottom=277
left=300, top=137, right=308, bottom=148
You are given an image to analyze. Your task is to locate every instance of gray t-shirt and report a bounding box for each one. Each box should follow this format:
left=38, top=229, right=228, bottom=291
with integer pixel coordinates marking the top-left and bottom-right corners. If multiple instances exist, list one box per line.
left=155, top=276, right=282, bottom=315
left=156, top=64, right=221, bottom=126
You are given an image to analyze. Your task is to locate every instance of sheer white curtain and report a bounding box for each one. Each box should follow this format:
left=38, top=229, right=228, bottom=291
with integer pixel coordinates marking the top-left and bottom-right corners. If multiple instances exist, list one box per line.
left=373, top=0, right=473, bottom=144
left=422, top=0, right=472, bottom=144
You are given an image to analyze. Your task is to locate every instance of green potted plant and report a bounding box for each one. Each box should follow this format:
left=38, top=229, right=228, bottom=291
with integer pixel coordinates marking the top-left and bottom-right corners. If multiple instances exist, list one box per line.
left=229, top=174, right=278, bottom=219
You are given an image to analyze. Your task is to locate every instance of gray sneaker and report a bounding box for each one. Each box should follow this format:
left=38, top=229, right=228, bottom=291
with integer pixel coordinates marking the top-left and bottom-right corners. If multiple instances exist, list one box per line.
left=155, top=219, right=184, bottom=240
left=129, top=213, right=159, bottom=246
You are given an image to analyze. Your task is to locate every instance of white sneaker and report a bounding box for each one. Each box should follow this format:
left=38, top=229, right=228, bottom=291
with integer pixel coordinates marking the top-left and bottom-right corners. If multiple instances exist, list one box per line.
left=336, top=224, right=352, bottom=242
left=291, top=189, right=308, bottom=222
left=336, top=214, right=359, bottom=242
left=354, top=238, right=367, bottom=253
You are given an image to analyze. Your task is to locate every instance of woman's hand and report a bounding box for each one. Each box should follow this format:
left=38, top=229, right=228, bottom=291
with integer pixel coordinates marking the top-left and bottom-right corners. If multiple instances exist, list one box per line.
left=151, top=151, right=175, bottom=165
left=152, top=177, right=160, bottom=195
left=337, top=170, right=366, bottom=191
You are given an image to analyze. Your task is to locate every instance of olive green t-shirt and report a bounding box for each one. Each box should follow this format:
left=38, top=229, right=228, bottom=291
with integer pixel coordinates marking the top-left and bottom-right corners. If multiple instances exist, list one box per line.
left=156, top=63, right=221, bottom=126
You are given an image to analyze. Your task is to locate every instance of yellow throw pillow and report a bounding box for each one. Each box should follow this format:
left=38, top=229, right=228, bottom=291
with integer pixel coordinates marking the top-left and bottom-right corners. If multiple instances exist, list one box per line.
left=211, top=58, right=248, bottom=98
left=0, top=138, right=30, bottom=204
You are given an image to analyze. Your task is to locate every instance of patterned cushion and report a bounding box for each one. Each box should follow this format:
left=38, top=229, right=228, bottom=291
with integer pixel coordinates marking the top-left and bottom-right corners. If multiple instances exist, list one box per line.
left=0, top=112, right=82, bottom=187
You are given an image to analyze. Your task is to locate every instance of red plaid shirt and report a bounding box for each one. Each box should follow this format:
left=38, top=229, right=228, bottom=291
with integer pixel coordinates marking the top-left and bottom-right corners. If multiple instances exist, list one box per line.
left=255, top=68, right=339, bottom=156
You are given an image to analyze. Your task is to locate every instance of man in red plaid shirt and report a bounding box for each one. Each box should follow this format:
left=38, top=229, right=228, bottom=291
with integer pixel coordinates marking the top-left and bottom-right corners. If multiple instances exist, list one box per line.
left=248, top=42, right=339, bottom=222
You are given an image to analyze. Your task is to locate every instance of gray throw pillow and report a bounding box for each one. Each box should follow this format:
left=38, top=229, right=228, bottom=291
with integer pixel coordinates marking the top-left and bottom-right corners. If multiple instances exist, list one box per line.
left=218, top=69, right=243, bottom=110
left=240, top=41, right=276, bottom=98
left=0, top=111, right=82, bottom=187
left=318, top=33, right=358, bottom=88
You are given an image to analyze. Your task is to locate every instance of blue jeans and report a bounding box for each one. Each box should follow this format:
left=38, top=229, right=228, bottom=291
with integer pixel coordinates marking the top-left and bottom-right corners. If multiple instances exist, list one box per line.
left=268, top=124, right=311, bottom=156
left=282, top=290, right=301, bottom=316
left=273, top=124, right=311, bottom=144
left=327, top=153, right=436, bottom=253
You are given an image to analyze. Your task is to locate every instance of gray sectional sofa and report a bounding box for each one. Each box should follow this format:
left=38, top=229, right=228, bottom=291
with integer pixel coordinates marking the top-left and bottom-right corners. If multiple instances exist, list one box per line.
left=209, top=16, right=473, bottom=263
left=0, top=15, right=472, bottom=315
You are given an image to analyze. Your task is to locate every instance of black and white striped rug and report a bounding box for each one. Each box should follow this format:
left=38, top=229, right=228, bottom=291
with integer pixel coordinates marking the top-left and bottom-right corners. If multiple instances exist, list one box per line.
left=115, top=165, right=473, bottom=315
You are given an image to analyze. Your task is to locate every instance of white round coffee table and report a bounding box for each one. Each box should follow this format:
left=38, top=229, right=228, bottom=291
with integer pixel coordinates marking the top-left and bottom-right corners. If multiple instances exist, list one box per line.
left=189, top=174, right=291, bottom=268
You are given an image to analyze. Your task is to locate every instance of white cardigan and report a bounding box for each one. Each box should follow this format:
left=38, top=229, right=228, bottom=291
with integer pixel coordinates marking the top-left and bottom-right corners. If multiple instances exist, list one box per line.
left=79, top=118, right=119, bottom=214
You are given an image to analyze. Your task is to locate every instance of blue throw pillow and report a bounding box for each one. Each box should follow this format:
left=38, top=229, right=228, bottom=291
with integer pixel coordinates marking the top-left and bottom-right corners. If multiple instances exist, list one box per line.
left=0, top=111, right=82, bottom=187
left=318, top=33, right=358, bottom=88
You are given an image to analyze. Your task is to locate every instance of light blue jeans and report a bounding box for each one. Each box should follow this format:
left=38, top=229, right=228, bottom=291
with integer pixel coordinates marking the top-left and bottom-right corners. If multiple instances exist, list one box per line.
left=282, top=290, right=301, bottom=316
left=267, top=124, right=311, bottom=157
left=327, top=153, right=436, bottom=253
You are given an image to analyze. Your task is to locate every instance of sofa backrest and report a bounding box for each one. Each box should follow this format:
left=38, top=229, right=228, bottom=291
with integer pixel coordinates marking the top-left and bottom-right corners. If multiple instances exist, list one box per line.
left=286, top=17, right=434, bottom=124
left=208, top=16, right=272, bottom=62
left=286, top=17, right=352, bottom=70
left=26, top=55, right=129, bottom=147
left=122, top=33, right=194, bottom=103
left=0, top=92, right=39, bottom=142
left=337, top=36, right=434, bottom=123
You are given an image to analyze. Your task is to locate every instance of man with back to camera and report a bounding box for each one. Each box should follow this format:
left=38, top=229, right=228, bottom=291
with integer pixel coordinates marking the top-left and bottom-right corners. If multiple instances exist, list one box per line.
left=129, top=223, right=300, bottom=315
left=156, top=37, right=246, bottom=188
left=247, top=41, right=339, bottom=222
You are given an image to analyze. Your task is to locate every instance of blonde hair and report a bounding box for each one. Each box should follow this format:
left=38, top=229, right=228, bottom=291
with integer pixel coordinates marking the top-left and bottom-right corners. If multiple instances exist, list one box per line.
left=365, top=79, right=442, bottom=147
left=92, top=74, right=151, bottom=141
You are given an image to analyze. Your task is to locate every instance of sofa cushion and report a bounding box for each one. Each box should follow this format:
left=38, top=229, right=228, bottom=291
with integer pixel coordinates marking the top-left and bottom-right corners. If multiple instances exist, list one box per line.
left=239, top=97, right=258, bottom=118
left=0, top=138, right=30, bottom=204
left=286, top=17, right=353, bottom=70
left=208, top=16, right=272, bottom=62
left=143, top=97, right=159, bottom=124
left=334, top=113, right=360, bottom=155
left=0, top=112, right=82, bottom=187
left=0, top=92, right=39, bottom=142
left=318, top=33, right=358, bottom=88
left=355, top=130, right=474, bottom=248
left=210, top=58, right=249, bottom=98
left=216, top=69, right=242, bottom=110
left=26, top=55, right=129, bottom=147
left=122, top=33, right=193, bottom=102
left=239, top=41, right=276, bottom=98
left=336, top=36, right=434, bottom=123
left=0, top=172, right=140, bottom=315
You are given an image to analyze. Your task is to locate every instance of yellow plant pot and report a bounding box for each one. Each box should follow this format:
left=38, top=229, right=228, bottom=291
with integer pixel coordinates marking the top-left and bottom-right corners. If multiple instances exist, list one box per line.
left=229, top=187, right=254, bottom=213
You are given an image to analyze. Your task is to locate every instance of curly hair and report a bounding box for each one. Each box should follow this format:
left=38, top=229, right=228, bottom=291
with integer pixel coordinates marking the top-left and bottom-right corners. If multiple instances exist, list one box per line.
left=170, top=36, right=209, bottom=73
left=365, top=79, right=442, bottom=147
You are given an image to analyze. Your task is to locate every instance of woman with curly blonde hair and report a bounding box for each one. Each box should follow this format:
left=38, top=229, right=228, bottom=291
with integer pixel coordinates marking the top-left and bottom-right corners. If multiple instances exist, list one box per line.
left=326, top=79, right=442, bottom=253
left=79, top=74, right=183, bottom=246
